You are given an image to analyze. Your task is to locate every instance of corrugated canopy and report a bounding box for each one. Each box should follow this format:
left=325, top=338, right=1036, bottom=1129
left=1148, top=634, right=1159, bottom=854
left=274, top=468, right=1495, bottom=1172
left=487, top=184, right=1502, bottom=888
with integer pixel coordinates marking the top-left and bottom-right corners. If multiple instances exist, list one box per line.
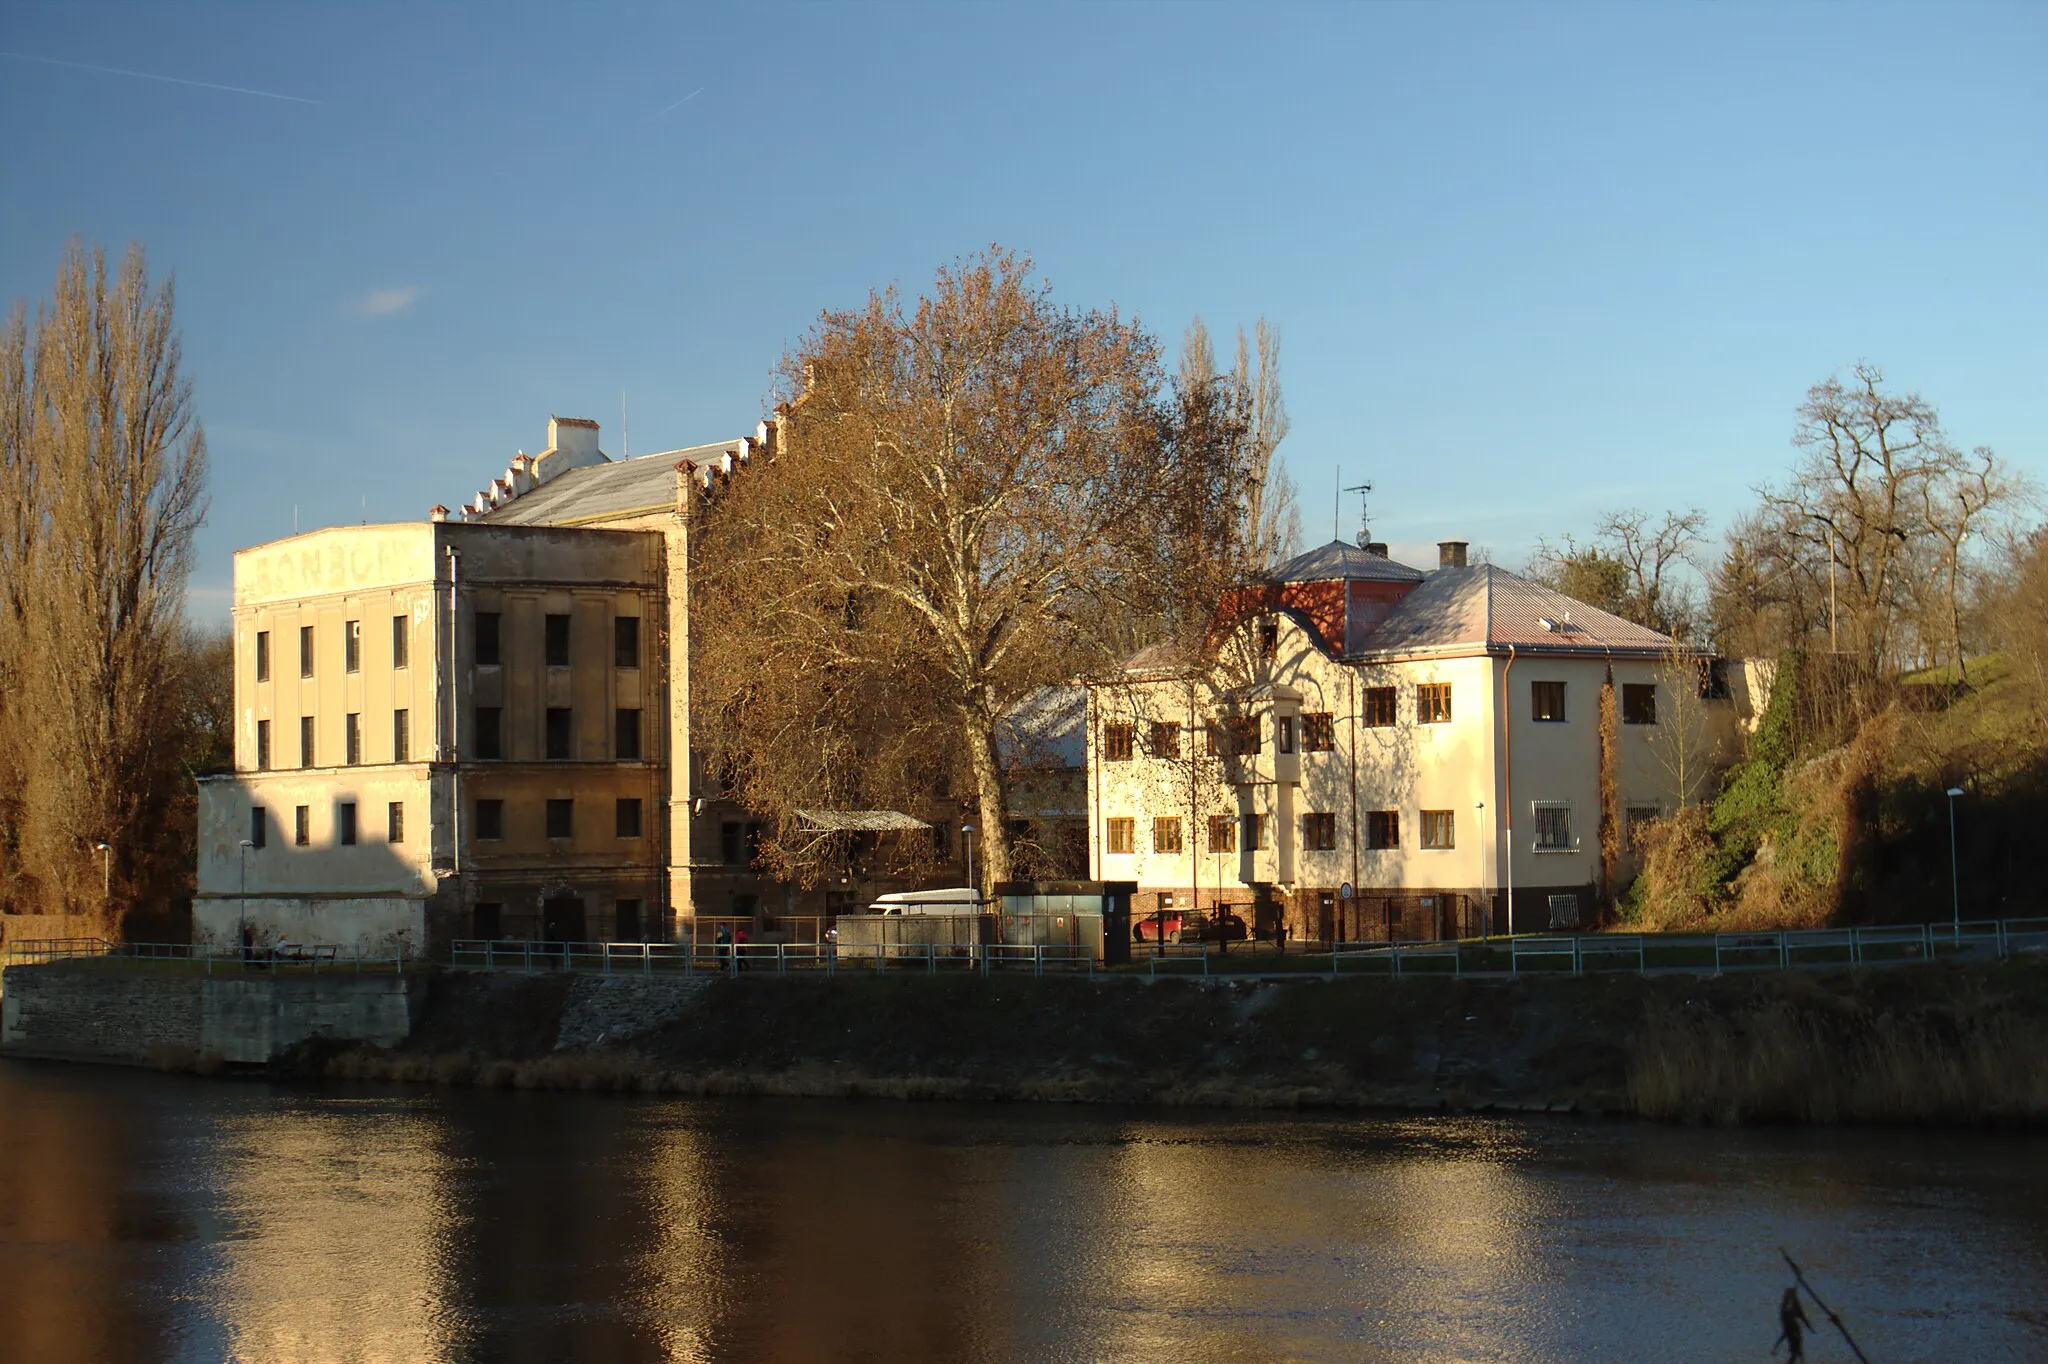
left=792, top=809, right=931, bottom=832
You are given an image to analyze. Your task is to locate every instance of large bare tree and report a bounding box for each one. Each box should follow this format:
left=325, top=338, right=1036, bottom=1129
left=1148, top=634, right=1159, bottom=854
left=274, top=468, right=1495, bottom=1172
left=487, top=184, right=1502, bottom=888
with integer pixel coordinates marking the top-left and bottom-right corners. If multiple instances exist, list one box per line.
left=694, top=249, right=1253, bottom=894
left=0, top=242, right=208, bottom=926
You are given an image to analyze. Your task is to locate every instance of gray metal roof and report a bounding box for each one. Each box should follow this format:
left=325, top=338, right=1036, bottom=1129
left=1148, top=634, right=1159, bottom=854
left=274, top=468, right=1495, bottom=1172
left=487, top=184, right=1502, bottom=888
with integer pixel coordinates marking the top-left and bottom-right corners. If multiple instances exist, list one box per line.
left=480, top=439, right=747, bottom=525
left=1273, top=539, right=1427, bottom=584
left=1354, top=565, right=1679, bottom=655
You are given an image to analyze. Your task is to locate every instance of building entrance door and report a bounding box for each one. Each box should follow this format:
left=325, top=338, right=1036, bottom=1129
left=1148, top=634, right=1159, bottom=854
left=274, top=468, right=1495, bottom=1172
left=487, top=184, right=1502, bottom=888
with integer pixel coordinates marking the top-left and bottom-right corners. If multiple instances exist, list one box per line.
left=543, top=896, right=586, bottom=945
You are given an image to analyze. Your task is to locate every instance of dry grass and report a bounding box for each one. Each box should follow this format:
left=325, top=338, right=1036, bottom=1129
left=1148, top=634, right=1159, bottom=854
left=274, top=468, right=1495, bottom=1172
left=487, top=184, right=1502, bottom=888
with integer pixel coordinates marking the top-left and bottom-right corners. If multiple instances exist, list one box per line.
left=1628, top=976, right=2048, bottom=1124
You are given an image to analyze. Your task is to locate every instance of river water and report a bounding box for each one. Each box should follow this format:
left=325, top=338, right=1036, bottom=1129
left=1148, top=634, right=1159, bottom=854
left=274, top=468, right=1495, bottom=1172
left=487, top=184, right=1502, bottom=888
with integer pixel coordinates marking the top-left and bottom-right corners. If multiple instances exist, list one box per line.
left=0, top=1061, right=2042, bottom=1362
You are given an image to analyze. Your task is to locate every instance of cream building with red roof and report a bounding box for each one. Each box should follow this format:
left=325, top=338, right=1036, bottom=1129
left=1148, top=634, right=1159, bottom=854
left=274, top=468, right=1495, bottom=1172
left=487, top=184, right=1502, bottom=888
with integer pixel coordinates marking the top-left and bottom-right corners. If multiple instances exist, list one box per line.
left=1086, top=538, right=1754, bottom=941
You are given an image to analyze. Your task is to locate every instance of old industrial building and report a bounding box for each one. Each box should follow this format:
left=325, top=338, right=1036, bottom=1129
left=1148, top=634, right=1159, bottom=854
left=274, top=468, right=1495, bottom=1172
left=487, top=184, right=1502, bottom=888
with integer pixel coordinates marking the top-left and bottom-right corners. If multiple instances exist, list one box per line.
left=1085, top=537, right=1753, bottom=941
left=194, top=416, right=1083, bottom=950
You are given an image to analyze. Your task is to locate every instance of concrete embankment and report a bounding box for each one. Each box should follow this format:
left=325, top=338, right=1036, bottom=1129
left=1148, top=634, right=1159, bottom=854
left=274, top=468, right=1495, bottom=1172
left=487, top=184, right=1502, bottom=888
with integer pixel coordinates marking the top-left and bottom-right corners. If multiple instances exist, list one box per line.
left=1, top=961, right=425, bottom=1067
left=8, top=959, right=2046, bottom=1125
left=325, top=960, right=2048, bottom=1126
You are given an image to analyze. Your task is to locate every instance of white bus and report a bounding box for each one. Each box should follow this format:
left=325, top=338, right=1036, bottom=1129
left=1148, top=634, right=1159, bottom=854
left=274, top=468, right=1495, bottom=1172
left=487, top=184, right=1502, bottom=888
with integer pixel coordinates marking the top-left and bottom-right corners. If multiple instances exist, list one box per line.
left=866, top=888, right=986, bottom=916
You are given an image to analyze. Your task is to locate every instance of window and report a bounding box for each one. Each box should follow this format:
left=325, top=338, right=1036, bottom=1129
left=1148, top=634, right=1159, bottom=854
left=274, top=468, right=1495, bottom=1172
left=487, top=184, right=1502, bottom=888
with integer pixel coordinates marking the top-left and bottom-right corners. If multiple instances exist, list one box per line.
left=1303, top=713, right=1334, bottom=751
left=1623, top=683, right=1658, bottom=725
left=721, top=822, right=744, bottom=864
left=474, top=903, right=503, bottom=940
left=616, top=797, right=643, bottom=839
left=545, top=708, right=572, bottom=759
left=1257, top=617, right=1278, bottom=659
left=1702, top=657, right=1732, bottom=701
left=1626, top=805, right=1662, bottom=852
left=256, top=719, right=271, bottom=770
left=338, top=802, right=357, bottom=846
left=474, top=707, right=502, bottom=761
left=1548, top=892, right=1582, bottom=930
left=1104, top=724, right=1134, bottom=761
left=1361, top=686, right=1397, bottom=728
left=1245, top=812, right=1271, bottom=850
left=474, top=611, right=501, bottom=666
left=1366, top=810, right=1400, bottom=850
left=249, top=806, right=267, bottom=849
left=255, top=630, right=270, bottom=682
left=392, top=709, right=409, bottom=762
left=345, top=712, right=361, bottom=765
left=744, top=821, right=763, bottom=862
left=299, top=715, right=315, bottom=767
left=932, top=821, right=952, bottom=857
left=1229, top=716, right=1261, bottom=755
left=615, top=616, right=640, bottom=668
left=1421, top=809, right=1455, bottom=850
left=1303, top=812, right=1336, bottom=852
left=299, top=625, right=315, bottom=677
left=475, top=798, right=504, bottom=840
left=388, top=802, right=405, bottom=843
left=1207, top=814, right=1236, bottom=853
left=545, top=799, right=573, bottom=839
left=1153, top=817, right=1183, bottom=854
left=392, top=615, right=409, bottom=668
left=294, top=805, right=309, bottom=846
left=344, top=619, right=361, bottom=673
left=1416, top=683, right=1452, bottom=724
left=544, top=613, right=570, bottom=667
left=615, top=708, right=641, bottom=760
left=1149, top=721, right=1180, bottom=759
left=1205, top=723, right=1224, bottom=756
left=1532, top=680, right=1566, bottom=722
left=1534, top=803, right=1573, bottom=851
left=1105, top=817, right=1135, bottom=855
left=614, top=899, right=642, bottom=940
left=1277, top=716, right=1296, bottom=754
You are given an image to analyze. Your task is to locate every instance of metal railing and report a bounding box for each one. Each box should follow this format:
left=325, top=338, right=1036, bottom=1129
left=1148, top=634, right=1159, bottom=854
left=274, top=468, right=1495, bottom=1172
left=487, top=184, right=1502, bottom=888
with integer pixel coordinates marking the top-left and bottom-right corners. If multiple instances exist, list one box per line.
left=0, top=939, right=410, bottom=974
left=448, top=938, right=1101, bottom=977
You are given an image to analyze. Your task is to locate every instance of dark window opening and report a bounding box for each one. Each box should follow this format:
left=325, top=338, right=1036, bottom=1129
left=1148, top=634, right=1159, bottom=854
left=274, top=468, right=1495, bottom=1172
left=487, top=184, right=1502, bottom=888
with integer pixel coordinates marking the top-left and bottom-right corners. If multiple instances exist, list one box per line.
left=388, top=801, right=405, bottom=843
left=299, top=716, right=315, bottom=768
left=256, top=720, right=271, bottom=770
left=299, top=625, right=314, bottom=678
left=545, top=708, right=573, bottom=759
left=338, top=802, right=357, bottom=846
left=294, top=805, right=309, bottom=846
left=474, top=707, right=502, bottom=761
left=1366, top=810, right=1400, bottom=850
left=1258, top=617, right=1279, bottom=659
left=344, top=619, right=361, bottom=673
left=1207, top=815, right=1236, bottom=853
left=544, top=613, right=570, bottom=667
left=1149, top=721, right=1180, bottom=758
left=345, top=712, right=361, bottom=766
left=393, top=709, right=409, bottom=762
left=615, top=616, right=640, bottom=669
left=616, top=797, right=643, bottom=839
left=1532, top=680, right=1566, bottom=722
left=1103, top=724, right=1134, bottom=761
left=249, top=806, right=267, bottom=849
left=1622, top=683, right=1658, bottom=725
left=474, top=611, right=501, bottom=666
left=392, top=615, right=409, bottom=668
left=546, top=799, right=573, bottom=839
left=1277, top=716, right=1296, bottom=754
left=1303, top=713, right=1334, bottom=751
left=721, top=822, right=743, bottom=864
left=1303, top=812, right=1336, bottom=851
left=475, top=799, right=504, bottom=840
left=615, top=708, right=641, bottom=760
left=614, top=899, right=643, bottom=940
left=474, top=902, right=502, bottom=939
left=255, top=630, right=270, bottom=682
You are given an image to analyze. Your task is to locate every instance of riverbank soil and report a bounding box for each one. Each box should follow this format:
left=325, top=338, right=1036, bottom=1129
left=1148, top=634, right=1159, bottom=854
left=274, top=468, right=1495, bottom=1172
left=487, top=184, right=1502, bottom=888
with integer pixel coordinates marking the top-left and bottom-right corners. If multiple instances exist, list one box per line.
left=308, top=960, right=2048, bottom=1125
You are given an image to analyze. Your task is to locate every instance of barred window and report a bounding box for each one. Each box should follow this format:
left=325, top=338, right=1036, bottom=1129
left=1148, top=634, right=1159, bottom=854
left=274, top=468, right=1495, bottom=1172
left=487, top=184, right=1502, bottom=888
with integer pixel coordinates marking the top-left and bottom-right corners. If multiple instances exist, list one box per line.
left=1535, top=803, right=1573, bottom=851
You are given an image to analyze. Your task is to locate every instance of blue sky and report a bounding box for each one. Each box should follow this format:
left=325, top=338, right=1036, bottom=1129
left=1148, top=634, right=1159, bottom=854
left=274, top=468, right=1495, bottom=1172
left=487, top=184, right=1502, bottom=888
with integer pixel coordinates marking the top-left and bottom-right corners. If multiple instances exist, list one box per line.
left=3, top=2, right=2043, bottom=618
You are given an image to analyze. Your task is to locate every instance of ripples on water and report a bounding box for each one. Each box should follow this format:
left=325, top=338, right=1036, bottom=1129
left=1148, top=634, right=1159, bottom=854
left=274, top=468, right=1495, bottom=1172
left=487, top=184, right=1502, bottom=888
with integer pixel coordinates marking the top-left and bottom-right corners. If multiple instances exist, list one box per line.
left=0, top=1061, right=2042, bottom=1362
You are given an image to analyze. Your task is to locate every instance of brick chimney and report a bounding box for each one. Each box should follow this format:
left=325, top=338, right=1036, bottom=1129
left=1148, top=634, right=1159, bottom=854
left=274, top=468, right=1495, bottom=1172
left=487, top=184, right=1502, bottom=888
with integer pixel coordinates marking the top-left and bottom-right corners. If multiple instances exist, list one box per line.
left=1438, top=540, right=1469, bottom=569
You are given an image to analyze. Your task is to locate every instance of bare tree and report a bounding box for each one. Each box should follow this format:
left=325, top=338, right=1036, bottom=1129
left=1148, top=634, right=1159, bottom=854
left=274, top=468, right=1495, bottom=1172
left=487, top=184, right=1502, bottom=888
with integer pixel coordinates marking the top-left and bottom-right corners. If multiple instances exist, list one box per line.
left=0, top=242, right=209, bottom=925
left=1916, top=446, right=2033, bottom=684
left=693, top=249, right=1247, bottom=896
left=1596, top=506, right=1707, bottom=638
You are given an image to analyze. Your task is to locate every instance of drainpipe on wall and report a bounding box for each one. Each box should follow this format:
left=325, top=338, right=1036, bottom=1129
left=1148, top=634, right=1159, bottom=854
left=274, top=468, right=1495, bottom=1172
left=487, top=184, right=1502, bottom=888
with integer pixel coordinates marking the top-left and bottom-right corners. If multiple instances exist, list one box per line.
left=1347, top=668, right=1359, bottom=942
left=1500, top=644, right=1516, bottom=935
left=446, top=545, right=462, bottom=876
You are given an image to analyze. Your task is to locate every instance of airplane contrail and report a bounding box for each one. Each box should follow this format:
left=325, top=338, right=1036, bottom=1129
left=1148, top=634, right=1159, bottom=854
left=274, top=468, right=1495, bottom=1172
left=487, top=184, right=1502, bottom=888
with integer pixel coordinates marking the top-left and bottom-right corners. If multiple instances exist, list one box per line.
left=0, top=50, right=322, bottom=105
left=652, top=87, right=704, bottom=118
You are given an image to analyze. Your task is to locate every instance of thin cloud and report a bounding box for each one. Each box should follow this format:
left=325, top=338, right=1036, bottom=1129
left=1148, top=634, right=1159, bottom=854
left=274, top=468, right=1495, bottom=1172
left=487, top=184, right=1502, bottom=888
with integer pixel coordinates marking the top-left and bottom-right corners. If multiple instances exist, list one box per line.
left=349, top=286, right=423, bottom=319
left=0, top=50, right=321, bottom=105
left=652, top=87, right=704, bottom=119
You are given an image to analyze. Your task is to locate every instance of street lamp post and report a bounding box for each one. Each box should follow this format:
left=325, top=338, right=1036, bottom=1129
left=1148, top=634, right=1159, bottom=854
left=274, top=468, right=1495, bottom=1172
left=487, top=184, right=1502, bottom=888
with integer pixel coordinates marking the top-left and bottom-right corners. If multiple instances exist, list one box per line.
left=1945, top=787, right=1965, bottom=934
left=1474, top=801, right=1488, bottom=941
left=961, top=823, right=976, bottom=905
left=239, top=839, right=255, bottom=958
left=93, top=841, right=111, bottom=908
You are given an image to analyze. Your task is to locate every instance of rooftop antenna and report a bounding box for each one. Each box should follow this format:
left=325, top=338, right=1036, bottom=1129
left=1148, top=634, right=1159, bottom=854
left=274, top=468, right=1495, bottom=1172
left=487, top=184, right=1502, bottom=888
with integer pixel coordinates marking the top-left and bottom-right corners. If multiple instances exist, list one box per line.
left=622, top=389, right=629, bottom=461
left=1333, top=465, right=1341, bottom=542
left=1343, top=481, right=1374, bottom=548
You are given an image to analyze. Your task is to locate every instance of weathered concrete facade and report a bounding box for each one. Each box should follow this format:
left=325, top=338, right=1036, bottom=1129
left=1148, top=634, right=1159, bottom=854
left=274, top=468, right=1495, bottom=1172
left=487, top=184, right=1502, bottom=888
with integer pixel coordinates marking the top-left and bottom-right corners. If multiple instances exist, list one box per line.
left=195, top=489, right=676, bottom=950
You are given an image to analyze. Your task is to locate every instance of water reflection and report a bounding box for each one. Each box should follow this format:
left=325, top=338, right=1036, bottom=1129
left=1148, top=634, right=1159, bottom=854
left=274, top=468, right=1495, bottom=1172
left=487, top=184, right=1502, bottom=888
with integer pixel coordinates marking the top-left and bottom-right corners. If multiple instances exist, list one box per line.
left=1, top=1062, right=2044, bottom=1362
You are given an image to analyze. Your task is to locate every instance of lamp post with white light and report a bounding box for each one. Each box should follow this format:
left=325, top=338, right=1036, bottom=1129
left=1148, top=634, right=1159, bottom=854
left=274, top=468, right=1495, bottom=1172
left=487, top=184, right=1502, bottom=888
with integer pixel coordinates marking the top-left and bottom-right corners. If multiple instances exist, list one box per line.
left=93, top=841, right=111, bottom=909
left=961, top=823, right=976, bottom=905
left=239, top=839, right=255, bottom=957
left=1945, top=787, right=1965, bottom=933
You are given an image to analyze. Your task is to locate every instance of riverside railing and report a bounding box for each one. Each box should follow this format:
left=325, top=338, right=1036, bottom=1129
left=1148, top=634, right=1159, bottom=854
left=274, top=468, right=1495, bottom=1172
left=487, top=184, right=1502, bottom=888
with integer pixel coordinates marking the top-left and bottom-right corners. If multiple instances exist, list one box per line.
left=0, top=939, right=409, bottom=974
left=448, top=939, right=1100, bottom=977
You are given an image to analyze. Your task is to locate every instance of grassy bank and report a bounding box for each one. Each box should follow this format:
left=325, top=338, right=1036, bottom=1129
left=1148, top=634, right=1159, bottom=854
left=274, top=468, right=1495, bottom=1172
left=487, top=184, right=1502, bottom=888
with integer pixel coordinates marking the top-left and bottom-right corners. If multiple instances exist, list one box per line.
left=298, top=960, right=2048, bottom=1127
